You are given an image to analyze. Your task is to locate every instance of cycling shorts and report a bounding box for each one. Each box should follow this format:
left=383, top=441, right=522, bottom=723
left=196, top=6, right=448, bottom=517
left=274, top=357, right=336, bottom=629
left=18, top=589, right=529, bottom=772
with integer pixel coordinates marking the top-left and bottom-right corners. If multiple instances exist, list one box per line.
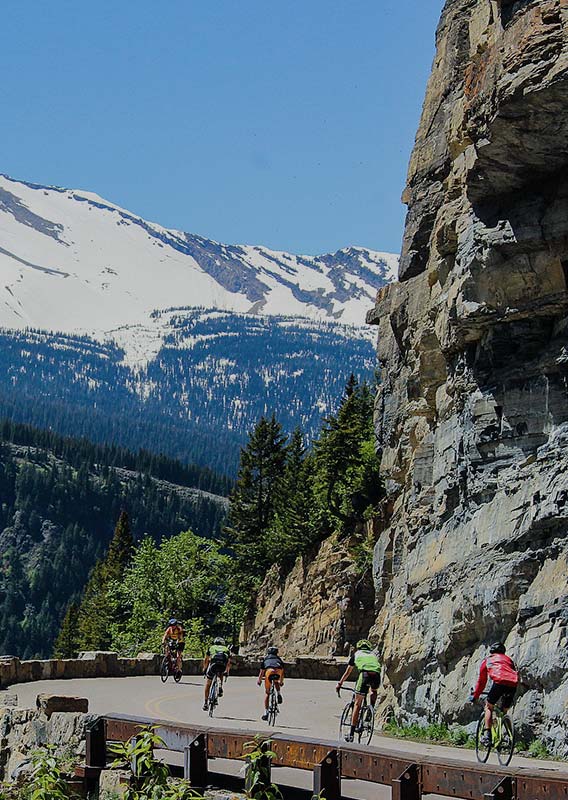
left=487, top=682, right=516, bottom=709
left=206, top=662, right=227, bottom=679
left=167, top=640, right=184, bottom=653
left=264, top=668, right=284, bottom=691
left=355, top=670, right=380, bottom=695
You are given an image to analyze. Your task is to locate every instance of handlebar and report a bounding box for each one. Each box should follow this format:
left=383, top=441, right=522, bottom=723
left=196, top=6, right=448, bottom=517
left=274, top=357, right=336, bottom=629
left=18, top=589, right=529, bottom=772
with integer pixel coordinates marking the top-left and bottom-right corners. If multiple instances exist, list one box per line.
left=336, top=686, right=355, bottom=697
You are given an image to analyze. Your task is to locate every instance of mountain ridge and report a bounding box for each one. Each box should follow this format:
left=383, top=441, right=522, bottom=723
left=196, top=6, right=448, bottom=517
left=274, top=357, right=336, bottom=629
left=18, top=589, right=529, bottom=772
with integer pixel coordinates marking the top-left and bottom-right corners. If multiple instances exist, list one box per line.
left=0, top=174, right=397, bottom=365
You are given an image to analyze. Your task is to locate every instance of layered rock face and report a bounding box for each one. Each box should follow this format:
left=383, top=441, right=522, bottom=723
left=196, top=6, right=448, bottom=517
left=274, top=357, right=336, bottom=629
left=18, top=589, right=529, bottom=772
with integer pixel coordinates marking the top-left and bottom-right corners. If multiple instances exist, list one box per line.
left=240, top=535, right=376, bottom=658
left=368, top=0, right=568, bottom=753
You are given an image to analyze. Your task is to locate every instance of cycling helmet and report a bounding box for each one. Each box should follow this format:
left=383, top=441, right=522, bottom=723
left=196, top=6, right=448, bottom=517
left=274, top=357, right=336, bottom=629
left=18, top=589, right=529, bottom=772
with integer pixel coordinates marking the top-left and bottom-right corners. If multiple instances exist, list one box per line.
left=267, top=646, right=278, bottom=655
left=168, top=618, right=178, bottom=626
left=489, top=641, right=506, bottom=654
left=214, top=636, right=225, bottom=645
left=357, top=639, right=373, bottom=651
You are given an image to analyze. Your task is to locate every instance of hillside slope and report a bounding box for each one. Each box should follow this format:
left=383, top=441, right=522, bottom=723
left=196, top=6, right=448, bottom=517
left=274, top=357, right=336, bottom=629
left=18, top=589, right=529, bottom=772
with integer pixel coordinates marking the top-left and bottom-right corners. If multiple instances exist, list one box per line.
left=0, top=420, right=228, bottom=658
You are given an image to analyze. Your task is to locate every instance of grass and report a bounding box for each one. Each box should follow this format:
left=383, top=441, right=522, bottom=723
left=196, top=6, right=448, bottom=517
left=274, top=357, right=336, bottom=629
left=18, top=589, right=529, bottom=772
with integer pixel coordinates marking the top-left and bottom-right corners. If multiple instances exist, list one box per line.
left=382, top=721, right=564, bottom=761
left=382, top=720, right=476, bottom=749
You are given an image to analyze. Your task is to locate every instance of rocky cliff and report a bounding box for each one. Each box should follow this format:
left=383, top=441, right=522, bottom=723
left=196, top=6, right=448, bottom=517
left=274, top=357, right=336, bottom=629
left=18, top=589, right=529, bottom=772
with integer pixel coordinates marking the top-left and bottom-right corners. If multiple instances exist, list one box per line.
left=240, top=534, right=376, bottom=659
left=368, top=0, right=568, bottom=754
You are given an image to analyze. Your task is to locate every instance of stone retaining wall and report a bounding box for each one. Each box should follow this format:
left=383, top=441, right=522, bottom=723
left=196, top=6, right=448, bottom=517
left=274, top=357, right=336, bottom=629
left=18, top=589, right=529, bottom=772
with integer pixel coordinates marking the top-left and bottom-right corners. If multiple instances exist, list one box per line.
left=0, top=651, right=347, bottom=689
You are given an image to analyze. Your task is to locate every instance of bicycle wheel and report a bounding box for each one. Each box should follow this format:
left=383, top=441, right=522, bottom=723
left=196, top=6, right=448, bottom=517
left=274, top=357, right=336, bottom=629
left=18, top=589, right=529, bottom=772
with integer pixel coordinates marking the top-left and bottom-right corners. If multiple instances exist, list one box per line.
left=475, top=714, right=492, bottom=763
left=358, top=704, right=375, bottom=745
left=174, top=669, right=182, bottom=683
left=267, top=686, right=278, bottom=726
left=497, top=717, right=515, bottom=766
left=160, top=656, right=169, bottom=683
left=208, top=677, right=218, bottom=717
left=339, top=702, right=353, bottom=741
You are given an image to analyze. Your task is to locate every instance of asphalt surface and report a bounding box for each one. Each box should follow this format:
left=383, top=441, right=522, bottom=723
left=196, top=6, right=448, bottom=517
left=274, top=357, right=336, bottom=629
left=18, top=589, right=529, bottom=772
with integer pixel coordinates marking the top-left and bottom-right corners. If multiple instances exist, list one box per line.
left=12, top=675, right=567, bottom=800
left=14, top=676, right=566, bottom=768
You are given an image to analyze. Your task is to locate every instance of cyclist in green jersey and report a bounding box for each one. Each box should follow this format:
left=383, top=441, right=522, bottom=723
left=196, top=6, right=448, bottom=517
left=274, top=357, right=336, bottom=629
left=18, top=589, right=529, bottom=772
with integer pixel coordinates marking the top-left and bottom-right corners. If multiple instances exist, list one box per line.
left=203, top=637, right=231, bottom=711
left=336, top=639, right=381, bottom=742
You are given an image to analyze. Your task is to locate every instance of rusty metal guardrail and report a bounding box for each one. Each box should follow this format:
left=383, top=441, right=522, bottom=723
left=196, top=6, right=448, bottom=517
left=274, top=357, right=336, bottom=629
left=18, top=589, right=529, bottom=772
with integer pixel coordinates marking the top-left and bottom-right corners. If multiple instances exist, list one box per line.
left=79, top=712, right=568, bottom=800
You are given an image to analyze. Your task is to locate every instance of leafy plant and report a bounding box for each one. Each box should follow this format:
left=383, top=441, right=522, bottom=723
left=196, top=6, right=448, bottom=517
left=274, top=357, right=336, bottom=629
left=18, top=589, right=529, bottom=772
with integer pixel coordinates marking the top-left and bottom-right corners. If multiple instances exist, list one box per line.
left=243, top=736, right=282, bottom=800
left=28, top=745, right=69, bottom=800
left=527, top=739, right=552, bottom=759
left=110, top=726, right=204, bottom=800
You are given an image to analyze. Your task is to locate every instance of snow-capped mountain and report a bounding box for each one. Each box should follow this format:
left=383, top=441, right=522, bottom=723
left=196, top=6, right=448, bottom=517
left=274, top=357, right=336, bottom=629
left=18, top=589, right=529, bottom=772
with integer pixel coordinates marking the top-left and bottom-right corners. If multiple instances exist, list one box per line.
left=0, top=174, right=398, bottom=475
left=0, top=175, right=397, bottom=364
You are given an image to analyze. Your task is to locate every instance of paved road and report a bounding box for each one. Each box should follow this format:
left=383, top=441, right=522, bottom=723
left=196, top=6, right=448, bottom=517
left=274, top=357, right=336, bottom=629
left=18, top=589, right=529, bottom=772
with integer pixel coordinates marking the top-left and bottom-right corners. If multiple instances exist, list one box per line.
left=13, top=676, right=567, bottom=776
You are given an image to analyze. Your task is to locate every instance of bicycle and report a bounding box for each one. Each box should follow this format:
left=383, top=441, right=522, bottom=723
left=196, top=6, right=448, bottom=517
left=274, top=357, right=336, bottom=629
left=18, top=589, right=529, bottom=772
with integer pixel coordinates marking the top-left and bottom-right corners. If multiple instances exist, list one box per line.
left=266, top=676, right=280, bottom=726
left=337, top=687, right=375, bottom=745
left=160, top=644, right=182, bottom=683
left=473, top=690, right=515, bottom=766
left=207, top=672, right=220, bottom=717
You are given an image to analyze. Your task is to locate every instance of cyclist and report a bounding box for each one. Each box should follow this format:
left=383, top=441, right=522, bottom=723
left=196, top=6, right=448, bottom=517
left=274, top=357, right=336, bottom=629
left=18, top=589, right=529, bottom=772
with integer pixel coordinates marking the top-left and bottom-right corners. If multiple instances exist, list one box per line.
left=257, top=645, right=284, bottom=721
left=336, top=639, right=380, bottom=742
left=469, top=641, right=519, bottom=747
left=203, top=636, right=231, bottom=711
left=161, top=618, right=185, bottom=672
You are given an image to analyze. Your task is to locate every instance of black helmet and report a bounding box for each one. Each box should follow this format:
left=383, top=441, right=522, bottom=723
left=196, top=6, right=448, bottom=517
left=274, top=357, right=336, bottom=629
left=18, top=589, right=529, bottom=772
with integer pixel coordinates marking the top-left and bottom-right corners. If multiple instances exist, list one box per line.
left=489, top=641, right=506, bottom=654
left=267, top=646, right=278, bottom=655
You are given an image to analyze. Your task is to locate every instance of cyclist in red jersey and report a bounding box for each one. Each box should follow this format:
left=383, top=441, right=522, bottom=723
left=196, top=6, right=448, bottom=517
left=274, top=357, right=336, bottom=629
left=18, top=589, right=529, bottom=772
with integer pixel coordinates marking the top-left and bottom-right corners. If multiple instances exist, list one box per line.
left=469, top=642, right=519, bottom=747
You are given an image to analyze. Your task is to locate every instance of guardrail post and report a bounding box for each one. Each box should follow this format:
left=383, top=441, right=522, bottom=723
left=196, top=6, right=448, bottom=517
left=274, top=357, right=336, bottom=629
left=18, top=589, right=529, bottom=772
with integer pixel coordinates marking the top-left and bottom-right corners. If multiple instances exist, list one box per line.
left=484, top=776, right=515, bottom=800
left=184, top=733, right=208, bottom=790
left=313, top=749, right=340, bottom=800
left=392, top=763, right=421, bottom=800
left=85, top=717, right=106, bottom=768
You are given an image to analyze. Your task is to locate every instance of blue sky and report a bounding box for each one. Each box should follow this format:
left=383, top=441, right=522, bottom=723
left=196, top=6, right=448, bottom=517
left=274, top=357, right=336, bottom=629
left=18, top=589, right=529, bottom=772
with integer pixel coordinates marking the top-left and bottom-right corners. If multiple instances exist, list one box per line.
left=2, top=0, right=444, bottom=255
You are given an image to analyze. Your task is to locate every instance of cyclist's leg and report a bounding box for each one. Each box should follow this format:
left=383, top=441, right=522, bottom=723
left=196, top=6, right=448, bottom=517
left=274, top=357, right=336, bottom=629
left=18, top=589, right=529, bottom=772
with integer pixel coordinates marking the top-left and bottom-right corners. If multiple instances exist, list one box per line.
left=263, top=672, right=274, bottom=712
left=204, top=671, right=212, bottom=707
left=368, top=672, right=380, bottom=709
left=485, top=683, right=506, bottom=737
left=484, top=700, right=494, bottom=733
left=351, top=673, right=367, bottom=733
left=501, top=686, right=516, bottom=716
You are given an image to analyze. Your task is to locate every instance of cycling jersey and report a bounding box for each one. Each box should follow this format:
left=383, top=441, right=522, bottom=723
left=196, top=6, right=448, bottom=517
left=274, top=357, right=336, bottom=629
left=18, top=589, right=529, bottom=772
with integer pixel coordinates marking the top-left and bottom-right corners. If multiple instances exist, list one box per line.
left=473, top=654, right=518, bottom=700
left=349, top=649, right=381, bottom=673
left=261, top=655, right=284, bottom=671
left=208, top=644, right=230, bottom=665
left=164, top=625, right=184, bottom=641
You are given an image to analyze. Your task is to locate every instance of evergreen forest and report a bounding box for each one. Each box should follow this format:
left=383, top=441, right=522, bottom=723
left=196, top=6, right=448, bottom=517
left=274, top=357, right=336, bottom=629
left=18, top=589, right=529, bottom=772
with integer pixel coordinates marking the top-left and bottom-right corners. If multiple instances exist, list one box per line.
left=0, top=422, right=228, bottom=659
left=56, top=376, right=382, bottom=660
left=0, top=312, right=375, bottom=477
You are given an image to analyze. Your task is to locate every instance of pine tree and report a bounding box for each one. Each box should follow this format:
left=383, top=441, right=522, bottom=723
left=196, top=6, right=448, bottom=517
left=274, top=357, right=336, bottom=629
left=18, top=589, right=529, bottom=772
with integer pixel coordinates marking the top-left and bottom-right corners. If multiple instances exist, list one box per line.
left=313, top=377, right=382, bottom=534
left=224, top=414, right=287, bottom=585
left=104, top=510, right=133, bottom=582
left=52, top=602, right=80, bottom=658
left=75, top=511, right=134, bottom=651
left=266, top=427, right=314, bottom=569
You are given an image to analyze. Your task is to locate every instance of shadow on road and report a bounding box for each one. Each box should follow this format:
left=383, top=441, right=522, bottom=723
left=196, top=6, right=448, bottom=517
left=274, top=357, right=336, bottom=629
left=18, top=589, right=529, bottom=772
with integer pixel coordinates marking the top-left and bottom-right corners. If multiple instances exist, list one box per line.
left=175, top=680, right=203, bottom=687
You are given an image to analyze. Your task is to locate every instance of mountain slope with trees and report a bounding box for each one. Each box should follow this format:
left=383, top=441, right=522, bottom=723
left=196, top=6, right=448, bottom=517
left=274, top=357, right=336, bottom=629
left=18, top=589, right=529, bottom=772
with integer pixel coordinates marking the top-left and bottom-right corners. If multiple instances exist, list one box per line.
left=52, top=377, right=382, bottom=661
left=0, top=421, right=228, bottom=658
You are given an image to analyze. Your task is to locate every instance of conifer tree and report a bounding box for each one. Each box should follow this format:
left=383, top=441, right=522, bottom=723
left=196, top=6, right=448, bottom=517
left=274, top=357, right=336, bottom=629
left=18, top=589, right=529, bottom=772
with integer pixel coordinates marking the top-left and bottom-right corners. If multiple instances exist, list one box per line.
left=75, top=511, right=134, bottom=650
left=105, top=510, right=133, bottom=582
left=266, top=427, right=314, bottom=568
left=313, top=376, right=382, bottom=534
left=52, top=602, right=80, bottom=658
left=224, top=414, right=287, bottom=585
